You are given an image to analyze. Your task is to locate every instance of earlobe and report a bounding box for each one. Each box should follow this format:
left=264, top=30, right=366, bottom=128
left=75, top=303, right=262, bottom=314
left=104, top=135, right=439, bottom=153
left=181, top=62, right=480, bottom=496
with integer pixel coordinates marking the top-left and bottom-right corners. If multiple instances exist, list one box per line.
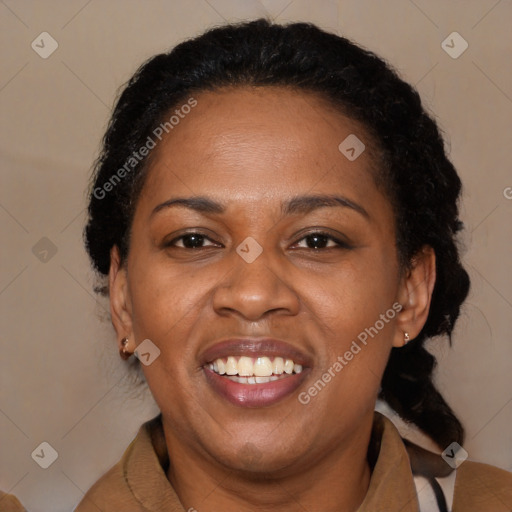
left=109, top=246, right=133, bottom=352
left=393, top=246, right=436, bottom=347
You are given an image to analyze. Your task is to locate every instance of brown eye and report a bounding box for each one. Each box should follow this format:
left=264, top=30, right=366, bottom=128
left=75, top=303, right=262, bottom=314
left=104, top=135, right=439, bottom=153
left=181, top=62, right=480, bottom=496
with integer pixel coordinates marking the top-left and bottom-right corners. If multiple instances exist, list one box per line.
left=167, top=233, right=218, bottom=249
left=301, top=233, right=331, bottom=249
left=294, top=232, right=350, bottom=250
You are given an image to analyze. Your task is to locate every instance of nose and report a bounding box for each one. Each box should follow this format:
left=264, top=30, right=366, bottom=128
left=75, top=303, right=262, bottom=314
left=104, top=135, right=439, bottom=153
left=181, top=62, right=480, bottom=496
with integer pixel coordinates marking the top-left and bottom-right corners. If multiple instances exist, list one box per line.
left=212, top=247, right=300, bottom=321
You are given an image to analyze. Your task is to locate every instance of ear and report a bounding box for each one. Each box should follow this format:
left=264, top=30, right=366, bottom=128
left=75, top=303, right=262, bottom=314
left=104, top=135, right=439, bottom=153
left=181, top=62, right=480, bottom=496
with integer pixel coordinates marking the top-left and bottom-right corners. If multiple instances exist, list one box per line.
left=109, top=245, right=134, bottom=353
left=393, top=245, right=436, bottom=347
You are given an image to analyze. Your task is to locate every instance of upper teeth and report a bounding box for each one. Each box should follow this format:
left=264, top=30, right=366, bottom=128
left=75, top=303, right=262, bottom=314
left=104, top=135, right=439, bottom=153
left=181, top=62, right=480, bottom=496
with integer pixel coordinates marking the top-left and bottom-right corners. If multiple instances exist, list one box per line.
left=208, top=356, right=303, bottom=377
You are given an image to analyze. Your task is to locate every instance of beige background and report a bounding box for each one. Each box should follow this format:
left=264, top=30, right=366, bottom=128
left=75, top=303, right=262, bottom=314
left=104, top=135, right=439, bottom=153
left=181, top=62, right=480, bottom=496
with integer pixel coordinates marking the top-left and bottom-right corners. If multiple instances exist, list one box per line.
left=1, top=0, right=511, bottom=510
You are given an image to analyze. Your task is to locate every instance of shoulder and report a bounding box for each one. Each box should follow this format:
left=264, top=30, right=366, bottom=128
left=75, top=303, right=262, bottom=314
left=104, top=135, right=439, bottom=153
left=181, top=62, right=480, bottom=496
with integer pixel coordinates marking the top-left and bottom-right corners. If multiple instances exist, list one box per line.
left=0, top=490, right=26, bottom=512
left=453, top=460, right=512, bottom=511
left=74, top=414, right=171, bottom=512
left=74, top=458, right=143, bottom=512
left=74, top=428, right=144, bottom=512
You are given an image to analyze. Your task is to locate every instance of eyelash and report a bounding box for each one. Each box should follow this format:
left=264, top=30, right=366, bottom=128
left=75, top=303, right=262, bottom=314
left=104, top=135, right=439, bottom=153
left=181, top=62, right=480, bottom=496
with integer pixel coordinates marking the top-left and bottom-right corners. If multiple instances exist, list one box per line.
left=293, top=232, right=351, bottom=250
left=165, top=231, right=351, bottom=251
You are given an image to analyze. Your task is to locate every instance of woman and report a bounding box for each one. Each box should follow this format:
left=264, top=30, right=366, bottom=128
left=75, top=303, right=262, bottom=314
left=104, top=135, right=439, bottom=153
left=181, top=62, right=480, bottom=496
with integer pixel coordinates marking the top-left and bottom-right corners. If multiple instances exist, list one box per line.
left=77, top=18, right=511, bottom=512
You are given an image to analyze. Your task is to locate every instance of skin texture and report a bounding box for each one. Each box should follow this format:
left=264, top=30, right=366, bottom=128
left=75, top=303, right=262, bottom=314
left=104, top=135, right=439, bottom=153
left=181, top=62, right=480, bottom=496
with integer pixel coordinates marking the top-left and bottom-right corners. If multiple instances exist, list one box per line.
left=109, top=86, right=436, bottom=512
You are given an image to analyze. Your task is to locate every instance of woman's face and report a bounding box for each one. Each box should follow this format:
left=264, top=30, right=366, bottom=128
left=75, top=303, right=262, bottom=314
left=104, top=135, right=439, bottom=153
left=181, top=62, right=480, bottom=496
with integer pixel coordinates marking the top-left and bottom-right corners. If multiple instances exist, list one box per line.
left=110, top=86, right=430, bottom=475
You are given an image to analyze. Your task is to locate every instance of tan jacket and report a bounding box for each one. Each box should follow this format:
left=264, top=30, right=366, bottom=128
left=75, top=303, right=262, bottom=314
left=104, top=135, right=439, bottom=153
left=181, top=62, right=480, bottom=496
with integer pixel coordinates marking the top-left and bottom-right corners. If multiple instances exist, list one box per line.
left=0, top=490, right=25, bottom=512
left=75, top=412, right=512, bottom=511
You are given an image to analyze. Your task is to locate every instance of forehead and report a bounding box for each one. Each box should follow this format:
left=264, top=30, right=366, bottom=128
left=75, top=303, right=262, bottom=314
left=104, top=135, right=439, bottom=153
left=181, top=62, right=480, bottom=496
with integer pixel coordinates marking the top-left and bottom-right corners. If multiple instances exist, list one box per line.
left=140, top=86, right=383, bottom=210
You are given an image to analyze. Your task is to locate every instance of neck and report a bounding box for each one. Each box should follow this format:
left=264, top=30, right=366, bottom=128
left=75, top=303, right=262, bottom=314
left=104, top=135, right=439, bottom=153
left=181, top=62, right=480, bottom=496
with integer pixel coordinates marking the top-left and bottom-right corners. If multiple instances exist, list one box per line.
left=163, top=415, right=374, bottom=512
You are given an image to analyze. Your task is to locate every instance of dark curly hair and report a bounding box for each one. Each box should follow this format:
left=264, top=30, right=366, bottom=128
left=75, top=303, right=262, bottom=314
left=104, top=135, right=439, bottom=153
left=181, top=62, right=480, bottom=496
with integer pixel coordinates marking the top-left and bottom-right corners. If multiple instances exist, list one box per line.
left=84, top=18, right=470, bottom=449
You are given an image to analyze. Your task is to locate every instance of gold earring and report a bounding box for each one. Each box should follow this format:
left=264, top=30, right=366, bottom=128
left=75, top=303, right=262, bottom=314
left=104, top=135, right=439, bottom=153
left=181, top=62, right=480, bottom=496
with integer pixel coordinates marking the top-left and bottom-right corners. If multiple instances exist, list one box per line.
left=120, top=337, right=132, bottom=360
left=404, top=332, right=410, bottom=344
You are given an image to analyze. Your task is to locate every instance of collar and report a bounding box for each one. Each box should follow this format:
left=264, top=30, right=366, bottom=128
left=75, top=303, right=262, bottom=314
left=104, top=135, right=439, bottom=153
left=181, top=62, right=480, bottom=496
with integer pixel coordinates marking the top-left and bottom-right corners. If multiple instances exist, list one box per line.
left=358, top=412, right=419, bottom=511
left=124, top=414, right=183, bottom=511
left=123, top=411, right=420, bottom=511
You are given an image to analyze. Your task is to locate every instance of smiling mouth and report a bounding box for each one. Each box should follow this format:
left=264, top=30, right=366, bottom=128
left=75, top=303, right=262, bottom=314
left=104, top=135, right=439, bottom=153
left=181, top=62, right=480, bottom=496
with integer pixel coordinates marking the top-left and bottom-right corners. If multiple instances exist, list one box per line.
left=201, top=338, right=311, bottom=407
left=206, top=355, right=303, bottom=384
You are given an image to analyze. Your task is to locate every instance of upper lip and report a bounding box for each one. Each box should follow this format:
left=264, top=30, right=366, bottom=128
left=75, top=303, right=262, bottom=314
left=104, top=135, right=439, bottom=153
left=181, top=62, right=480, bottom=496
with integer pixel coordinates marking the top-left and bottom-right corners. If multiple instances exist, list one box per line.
left=200, top=337, right=313, bottom=367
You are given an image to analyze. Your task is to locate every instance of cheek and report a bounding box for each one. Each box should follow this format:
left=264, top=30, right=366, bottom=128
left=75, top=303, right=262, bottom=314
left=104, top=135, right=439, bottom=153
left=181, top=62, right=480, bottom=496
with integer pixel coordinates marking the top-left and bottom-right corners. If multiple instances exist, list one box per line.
left=308, top=249, right=399, bottom=330
left=127, top=219, right=209, bottom=312
left=302, top=249, right=398, bottom=395
left=126, top=262, right=209, bottom=414
left=125, top=253, right=205, bottom=352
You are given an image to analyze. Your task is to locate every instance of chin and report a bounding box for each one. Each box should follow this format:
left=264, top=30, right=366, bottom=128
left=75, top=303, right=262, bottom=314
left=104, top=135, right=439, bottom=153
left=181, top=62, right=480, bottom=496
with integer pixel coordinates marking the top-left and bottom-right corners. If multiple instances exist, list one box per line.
left=210, top=439, right=308, bottom=477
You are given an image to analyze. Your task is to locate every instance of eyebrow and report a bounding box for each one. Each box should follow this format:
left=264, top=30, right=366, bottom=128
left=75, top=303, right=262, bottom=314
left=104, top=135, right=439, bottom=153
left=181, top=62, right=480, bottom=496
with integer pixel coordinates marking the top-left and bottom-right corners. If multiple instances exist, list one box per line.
left=151, top=194, right=369, bottom=219
left=283, top=194, right=369, bottom=218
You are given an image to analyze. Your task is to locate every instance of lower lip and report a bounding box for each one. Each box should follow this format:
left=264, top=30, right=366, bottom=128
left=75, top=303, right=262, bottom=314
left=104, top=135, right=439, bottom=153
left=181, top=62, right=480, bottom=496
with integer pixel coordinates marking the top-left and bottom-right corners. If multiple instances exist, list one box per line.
left=204, top=368, right=308, bottom=408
